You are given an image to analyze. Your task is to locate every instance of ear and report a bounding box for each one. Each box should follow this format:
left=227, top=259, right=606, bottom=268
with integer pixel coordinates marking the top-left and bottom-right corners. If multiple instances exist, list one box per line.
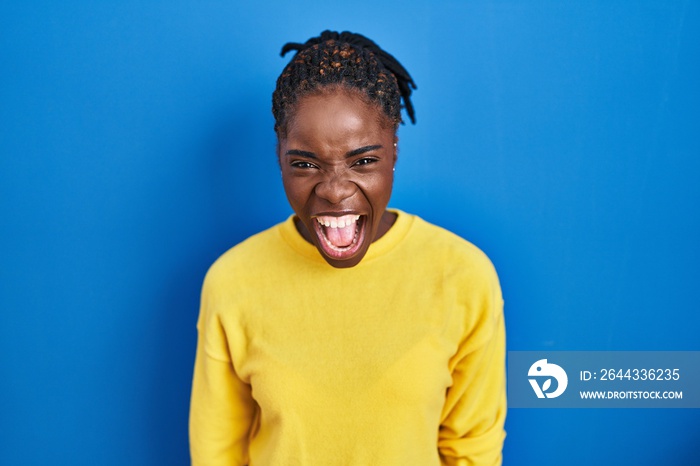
left=392, top=136, right=399, bottom=165
left=276, top=138, right=283, bottom=169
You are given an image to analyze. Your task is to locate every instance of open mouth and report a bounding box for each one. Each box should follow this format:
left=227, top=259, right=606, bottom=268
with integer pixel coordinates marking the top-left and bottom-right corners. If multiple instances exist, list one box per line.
left=311, top=214, right=367, bottom=260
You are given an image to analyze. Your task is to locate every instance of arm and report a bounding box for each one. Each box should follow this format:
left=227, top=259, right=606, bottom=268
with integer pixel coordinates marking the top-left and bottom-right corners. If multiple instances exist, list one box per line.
left=189, top=276, right=257, bottom=466
left=189, top=338, right=257, bottom=465
left=438, top=277, right=506, bottom=465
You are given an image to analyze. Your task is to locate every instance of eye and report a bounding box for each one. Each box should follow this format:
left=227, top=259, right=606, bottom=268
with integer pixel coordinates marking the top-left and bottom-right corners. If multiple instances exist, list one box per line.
left=352, top=157, right=378, bottom=167
left=290, top=160, right=317, bottom=169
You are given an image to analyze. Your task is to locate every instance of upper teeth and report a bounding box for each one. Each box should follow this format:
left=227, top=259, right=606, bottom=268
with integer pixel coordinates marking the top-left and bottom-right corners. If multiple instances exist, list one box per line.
left=316, top=214, right=361, bottom=228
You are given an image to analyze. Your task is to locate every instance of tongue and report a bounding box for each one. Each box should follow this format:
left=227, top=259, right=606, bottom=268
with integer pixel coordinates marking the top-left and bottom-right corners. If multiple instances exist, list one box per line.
left=326, top=223, right=356, bottom=247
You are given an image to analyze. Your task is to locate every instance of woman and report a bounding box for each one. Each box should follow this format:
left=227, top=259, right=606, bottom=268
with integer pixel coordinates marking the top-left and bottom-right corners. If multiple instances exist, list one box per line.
left=190, top=30, right=506, bottom=465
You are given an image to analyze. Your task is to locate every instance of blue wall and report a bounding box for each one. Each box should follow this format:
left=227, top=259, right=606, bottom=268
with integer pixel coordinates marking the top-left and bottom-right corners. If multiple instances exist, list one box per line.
left=2, top=1, right=698, bottom=464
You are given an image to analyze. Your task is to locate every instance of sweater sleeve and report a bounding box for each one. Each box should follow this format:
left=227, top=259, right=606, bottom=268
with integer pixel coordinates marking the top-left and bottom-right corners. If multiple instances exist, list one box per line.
left=189, top=273, right=257, bottom=466
left=437, top=265, right=507, bottom=466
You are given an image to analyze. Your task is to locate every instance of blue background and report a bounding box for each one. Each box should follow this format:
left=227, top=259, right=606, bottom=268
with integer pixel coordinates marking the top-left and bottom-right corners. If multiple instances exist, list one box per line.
left=2, top=1, right=698, bottom=465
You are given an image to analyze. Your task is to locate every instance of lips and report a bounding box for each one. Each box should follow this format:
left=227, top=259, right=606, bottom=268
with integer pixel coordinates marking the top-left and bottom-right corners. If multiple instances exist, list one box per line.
left=311, top=213, right=367, bottom=260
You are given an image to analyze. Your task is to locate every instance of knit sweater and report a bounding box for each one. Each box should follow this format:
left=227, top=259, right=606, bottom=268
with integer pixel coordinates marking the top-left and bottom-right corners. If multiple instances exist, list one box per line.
left=190, top=210, right=506, bottom=465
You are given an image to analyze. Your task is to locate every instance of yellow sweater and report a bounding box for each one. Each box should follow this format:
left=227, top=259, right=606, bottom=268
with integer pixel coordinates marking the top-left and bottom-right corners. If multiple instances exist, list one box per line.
left=190, top=210, right=506, bottom=465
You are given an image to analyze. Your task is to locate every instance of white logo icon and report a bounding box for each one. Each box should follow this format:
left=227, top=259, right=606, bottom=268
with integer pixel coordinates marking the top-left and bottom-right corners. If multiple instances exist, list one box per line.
left=528, top=359, right=568, bottom=398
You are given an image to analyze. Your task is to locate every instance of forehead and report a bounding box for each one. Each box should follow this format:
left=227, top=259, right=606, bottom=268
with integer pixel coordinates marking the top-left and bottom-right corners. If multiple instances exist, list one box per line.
left=284, top=90, right=393, bottom=146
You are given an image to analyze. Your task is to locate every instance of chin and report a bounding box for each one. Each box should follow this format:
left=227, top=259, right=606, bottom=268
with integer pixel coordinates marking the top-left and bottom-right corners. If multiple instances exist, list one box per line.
left=320, top=248, right=369, bottom=268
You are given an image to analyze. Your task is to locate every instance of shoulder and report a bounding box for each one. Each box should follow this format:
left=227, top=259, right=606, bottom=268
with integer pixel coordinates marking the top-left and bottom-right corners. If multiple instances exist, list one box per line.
left=203, top=219, right=288, bottom=294
left=400, top=211, right=502, bottom=311
left=401, top=212, right=499, bottom=281
left=396, top=211, right=503, bottom=346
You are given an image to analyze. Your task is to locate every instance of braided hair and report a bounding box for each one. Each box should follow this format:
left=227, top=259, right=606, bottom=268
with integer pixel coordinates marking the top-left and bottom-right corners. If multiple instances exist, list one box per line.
left=272, top=30, right=417, bottom=136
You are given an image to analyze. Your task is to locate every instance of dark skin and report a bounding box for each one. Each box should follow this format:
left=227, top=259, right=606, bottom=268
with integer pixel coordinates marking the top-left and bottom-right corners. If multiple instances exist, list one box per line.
left=277, top=88, right=398, bottom=268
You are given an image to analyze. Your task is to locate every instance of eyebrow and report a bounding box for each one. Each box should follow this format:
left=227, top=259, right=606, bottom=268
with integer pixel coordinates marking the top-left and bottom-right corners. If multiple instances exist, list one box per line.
left=285, top=145, right=383, bottom=159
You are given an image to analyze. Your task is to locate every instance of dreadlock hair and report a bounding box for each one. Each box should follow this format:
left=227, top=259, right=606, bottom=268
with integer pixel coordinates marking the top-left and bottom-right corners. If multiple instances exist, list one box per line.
left=272, top=30, right=417, bottom=137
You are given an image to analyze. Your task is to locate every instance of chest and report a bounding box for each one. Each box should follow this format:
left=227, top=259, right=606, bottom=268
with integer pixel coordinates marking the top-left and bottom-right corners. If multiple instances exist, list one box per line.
left=233, top=280, right=463, bottom=423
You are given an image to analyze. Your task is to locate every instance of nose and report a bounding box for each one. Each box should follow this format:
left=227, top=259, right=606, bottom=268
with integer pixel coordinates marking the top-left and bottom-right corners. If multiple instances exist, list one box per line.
left=314, top=173, right=356, bottom=205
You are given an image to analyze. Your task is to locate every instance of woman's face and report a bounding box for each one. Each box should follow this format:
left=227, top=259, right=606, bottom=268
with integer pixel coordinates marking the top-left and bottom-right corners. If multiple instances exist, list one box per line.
left=278, top=89, right=397, bottom=268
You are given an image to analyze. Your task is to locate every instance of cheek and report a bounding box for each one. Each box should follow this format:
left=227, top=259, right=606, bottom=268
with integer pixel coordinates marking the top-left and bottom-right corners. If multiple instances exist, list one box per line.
left=376, top=163, right=395, bottom=187
left=361, top=169, right=394, bottom=205
left=280, top=171, right=296, bottom=197
left=281, top=174, right=312, bottom=209
left=282, top=177, right=299, bottom=200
